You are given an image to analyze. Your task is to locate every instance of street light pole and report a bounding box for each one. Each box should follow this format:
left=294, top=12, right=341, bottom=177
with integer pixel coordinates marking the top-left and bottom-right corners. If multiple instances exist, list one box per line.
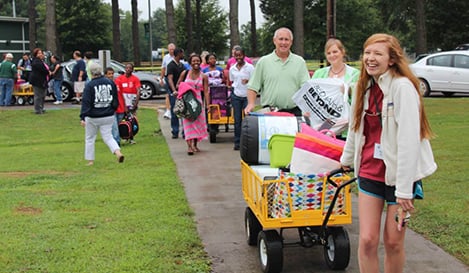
left=12, top=0, right=16, bottom=17
left=148, top=0, right=153, bottom=68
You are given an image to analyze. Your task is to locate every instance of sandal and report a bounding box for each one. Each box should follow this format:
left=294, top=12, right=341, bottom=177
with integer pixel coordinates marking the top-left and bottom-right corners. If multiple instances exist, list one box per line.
left=118, top=155, right=125, bottom=163
left=187, top=147, right=194, bottom=156
left=192, top=139, right=200, bottom=152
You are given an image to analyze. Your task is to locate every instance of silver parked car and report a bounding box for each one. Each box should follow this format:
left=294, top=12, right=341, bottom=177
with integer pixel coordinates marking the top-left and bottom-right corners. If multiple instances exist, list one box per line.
left=410, top=50, right=469, bottom=97
left=58, top=59, right=166, bottom=101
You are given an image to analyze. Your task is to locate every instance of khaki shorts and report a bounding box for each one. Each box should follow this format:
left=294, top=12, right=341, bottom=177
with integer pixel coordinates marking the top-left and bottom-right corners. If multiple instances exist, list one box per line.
left=74, top=81, right=85, bottom=94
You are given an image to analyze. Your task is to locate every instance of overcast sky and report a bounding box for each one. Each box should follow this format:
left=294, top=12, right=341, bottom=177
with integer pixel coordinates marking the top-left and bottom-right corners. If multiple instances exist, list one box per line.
left=104, top=0, right=265, bottom=26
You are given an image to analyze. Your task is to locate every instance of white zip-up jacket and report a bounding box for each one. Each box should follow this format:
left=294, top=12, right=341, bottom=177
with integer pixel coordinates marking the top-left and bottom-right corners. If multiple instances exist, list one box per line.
left=340, top=71, right=437, bottom=199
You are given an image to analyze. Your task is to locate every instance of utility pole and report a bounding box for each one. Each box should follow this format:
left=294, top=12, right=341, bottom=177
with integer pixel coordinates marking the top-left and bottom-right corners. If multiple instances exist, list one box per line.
left=326, top=0, right=336, bottom=38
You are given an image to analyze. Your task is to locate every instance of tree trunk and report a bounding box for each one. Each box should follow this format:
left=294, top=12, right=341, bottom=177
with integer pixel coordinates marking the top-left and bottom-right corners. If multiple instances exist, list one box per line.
left=45, top=0, right=58, bottom=55
left=165, top=0, right=177, bottom=44
left=229, top=0, right=240, bottom=49
left=326, top=0, right=336, bottom=38
left=195, top=0, right=201, bottom=53
left=131, top=0, right=140, bottom=65
left=293, top=0, right=304, bottom=56
left=415, top=0, right=427, bottom=55
left=28, top=0, right=36, bottom=51
left=249, top=0, right=257, bottom=57
left=184, top=0, right=193, bottom=54
left=111, top=0, right=121, bottom=61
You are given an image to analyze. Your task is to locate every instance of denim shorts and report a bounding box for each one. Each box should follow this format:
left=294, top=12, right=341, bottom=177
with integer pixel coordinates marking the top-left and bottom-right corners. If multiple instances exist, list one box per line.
left=358, top=177, right=424, bottom=205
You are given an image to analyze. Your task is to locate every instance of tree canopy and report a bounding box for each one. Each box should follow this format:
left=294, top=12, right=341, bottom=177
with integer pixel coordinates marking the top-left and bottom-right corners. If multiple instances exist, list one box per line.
left=1, top=0, right=468, bottom=62
left=174, top=0, right=229, bottom=56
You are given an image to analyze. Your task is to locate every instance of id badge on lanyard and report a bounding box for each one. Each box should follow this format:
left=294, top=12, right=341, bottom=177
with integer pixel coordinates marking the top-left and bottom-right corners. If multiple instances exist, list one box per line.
left=374, top=143, right=384, bottom=160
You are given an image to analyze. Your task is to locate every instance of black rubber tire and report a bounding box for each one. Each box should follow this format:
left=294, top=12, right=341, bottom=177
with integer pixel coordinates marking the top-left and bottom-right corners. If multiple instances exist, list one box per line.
left=209, top=131, right=216, bottom=143
left=323, top=226, right=351, bottom=270
left=27, top=96, right=34, bottom=105
left=209, top=124, right=218, bottom=143
left=245, top=207, right=262, bottom=246
left=258, top=230, right=283, bottom=273
left=10, top=96, right=16, bottom=105
left=61, top=83, right=73, bottom=101
left=419, top=79, right=431, bottom=97
left=17, top=96, right=26, bottom=105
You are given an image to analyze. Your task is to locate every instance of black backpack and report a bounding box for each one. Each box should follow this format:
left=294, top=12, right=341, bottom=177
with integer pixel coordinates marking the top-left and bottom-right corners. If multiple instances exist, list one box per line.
left=119, top=112, right=139, bottom=139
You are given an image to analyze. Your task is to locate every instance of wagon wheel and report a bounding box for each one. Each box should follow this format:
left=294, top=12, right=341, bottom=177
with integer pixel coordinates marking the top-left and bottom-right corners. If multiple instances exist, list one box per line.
left=209, top=124, right=218, bottom=143
left=27, top=96, right=34, bottom=105
left=323, top=226, right=350, bottom=270
left=245, top=207, right=262, bottom=246
left=17, top=96, right=26, bottom=105
left=258, top=230, right=283, bottom=273
left=209, top=131, right=217, bottom=143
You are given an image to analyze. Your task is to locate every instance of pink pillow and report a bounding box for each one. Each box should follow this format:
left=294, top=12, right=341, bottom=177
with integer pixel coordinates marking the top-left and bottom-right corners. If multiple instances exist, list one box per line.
left=300, top=123, right=345, bottom=148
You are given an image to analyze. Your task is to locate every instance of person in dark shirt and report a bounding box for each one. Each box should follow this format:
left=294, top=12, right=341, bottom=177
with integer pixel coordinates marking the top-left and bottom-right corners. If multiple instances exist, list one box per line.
left=71, top=50, right=87, bottom=104
left=17, top=53, right=31, bottom=81
left=50, top=55, right=64, bottom=104
left=80, top=62, right=124, bottom=166
left=166, top=48, right=187, bottom=139
left=29, top=48, right=51, bottom=114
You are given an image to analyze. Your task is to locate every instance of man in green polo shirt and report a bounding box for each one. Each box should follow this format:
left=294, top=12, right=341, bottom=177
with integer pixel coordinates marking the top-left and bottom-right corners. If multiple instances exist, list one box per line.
left=0, top=53, right=17, bottom=106
left=245, top=27, right=310, bottom=116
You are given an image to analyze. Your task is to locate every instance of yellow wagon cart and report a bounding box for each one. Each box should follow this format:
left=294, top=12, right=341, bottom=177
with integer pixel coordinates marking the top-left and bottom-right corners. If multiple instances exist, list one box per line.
left=241, top=160, right=356, bottom=273
left=207, top=85, right=234, bottom=143
left=11, top=80, right=34, bottom=106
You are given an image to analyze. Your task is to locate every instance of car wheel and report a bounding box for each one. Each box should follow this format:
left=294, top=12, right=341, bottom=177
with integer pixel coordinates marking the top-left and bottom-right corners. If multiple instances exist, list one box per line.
left=139, top=81, right=155, bottom=100
left=61, top=83, right=73, bottom=101
left=419, top=79, right=431, bottom=97
left=442, top=92, right=455, bottom=97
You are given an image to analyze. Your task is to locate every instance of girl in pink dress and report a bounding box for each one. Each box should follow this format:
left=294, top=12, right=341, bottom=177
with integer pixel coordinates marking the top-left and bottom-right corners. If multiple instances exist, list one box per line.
left=177, top=54, right=209, bottom=155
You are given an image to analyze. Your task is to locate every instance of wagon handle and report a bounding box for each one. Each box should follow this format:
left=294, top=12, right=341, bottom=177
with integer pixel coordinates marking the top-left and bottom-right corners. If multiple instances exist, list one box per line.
left=326, top=168, right=354, bottom=187
left=321, top=169, right=357, bottom=238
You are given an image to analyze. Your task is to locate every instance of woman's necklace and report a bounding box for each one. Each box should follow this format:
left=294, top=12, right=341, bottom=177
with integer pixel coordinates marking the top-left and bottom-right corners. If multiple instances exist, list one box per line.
left=330, top=64, right=345, bottom=78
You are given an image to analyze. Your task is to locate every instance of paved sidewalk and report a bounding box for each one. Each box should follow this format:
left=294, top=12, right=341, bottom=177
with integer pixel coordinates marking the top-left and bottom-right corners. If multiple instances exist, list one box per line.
left=155, top=108, right=468, bottom=273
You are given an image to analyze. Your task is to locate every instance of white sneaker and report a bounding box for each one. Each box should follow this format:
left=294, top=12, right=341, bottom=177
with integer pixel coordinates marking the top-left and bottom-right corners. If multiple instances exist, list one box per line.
left=53, top=101, right=63, bottom=105
left=163, top=110, right=171, bottom=119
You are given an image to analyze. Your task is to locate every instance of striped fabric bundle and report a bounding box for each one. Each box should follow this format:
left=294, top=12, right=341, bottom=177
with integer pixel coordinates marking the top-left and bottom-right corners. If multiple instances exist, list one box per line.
left=290, top=127, right=345, bottom=175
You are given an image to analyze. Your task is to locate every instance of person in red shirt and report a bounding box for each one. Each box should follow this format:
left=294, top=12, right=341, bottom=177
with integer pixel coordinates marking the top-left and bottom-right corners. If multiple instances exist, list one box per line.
left=114, top=63, right=141, bottom=144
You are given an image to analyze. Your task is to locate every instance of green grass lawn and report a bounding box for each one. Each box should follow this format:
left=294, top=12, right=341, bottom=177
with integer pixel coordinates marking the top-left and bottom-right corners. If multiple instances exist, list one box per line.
left=409, top=97, right=469, bottom=265
left=0, top=107, right=210, bottom=273
left=0, top=97, right=468, bottom=271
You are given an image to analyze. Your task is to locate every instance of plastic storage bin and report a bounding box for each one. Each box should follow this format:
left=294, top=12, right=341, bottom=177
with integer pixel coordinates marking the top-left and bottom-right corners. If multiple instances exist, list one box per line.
left=268, top=134, right=295, bottom=168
